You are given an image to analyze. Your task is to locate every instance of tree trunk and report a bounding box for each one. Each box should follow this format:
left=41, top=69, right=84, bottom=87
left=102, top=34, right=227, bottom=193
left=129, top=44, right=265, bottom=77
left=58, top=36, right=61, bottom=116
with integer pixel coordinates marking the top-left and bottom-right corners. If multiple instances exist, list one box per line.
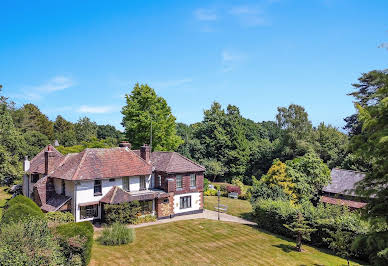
left=296, top=233, right=302, bottom=252
left=347, top=258, right=349, bottom=266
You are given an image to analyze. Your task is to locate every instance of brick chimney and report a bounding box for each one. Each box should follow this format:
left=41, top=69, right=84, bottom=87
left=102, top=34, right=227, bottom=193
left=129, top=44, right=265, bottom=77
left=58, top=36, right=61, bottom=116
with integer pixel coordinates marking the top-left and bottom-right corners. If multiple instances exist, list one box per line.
left=44, top=145, right=55, bottom=175
left=119, top=141, right=132, bottom=149
left=140, top=144, right=151, bottom=163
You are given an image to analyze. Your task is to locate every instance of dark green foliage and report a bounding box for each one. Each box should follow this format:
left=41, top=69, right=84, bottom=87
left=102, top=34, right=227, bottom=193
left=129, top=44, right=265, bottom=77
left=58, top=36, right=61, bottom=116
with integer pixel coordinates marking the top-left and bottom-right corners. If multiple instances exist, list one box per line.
left=250, top=182, right=289, bottom=203
left=1, top=195, right=44, bottom=224
left=12, top=103, right=54, bottom=140
left=5, top=195, right=42, bottom=213
left=103, top=201, right=141, bottom=225
left=74, top=117, right=98, bottom=143
left=352, top=230, right=388, bottom=265
left=54, top=115, right=77, bottom=147
left=121, top=83, right=183, bottom=151
left=324, top=227, right=355, bottom=265
left=23, top=130, right=51, bottom=158
left=1, top=203, right=44, bottom=224
left=46, top=211, right=74, bottom=226
left=54, top=221, right=94, bottom=265
left=284, top=212, right=317, bottom=251
left=203, top=178, right=209, bottom=192
left=0, top=218, right=65, bottom=265
left=252, top=199, right=369, bottom=258
left=97, top=124, right=122, bottom=140
left=0, top=145, right=23, bottom=185
left=97, top=223, right=135, bottom=246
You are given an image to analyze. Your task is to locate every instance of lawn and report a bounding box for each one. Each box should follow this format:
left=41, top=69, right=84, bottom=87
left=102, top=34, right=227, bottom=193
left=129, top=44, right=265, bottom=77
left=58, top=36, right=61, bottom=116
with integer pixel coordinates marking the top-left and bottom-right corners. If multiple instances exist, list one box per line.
left=204, top=195, right=253, bottom=220
left=90, top=219, right=359, bottom=266
left=0, top=186, right=12, bottom=218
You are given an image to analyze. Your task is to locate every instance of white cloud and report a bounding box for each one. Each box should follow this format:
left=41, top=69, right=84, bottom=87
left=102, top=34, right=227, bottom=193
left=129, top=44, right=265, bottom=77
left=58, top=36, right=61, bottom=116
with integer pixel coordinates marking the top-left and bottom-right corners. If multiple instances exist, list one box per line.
left=77, top=105, right=116, bottom=114
left=152, top=78, right=193, bottom=89
left=32, top=76, right=73, bottom=93
left=221, top=50, right=245, bottom=72
left=228, top=6, right=267, bottom=27
left=194, top=8, right=217, bottom=21
left=378, top=42, right=388, bottom=50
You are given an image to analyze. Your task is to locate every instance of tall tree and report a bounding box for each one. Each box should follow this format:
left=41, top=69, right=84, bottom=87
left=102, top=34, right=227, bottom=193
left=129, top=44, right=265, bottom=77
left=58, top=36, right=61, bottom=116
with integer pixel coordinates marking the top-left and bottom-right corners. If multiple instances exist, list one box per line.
left=13, top=104, right=54, bottom=140
left=350, top=70, right=388, bottom=265
left=121, top=83, right=183, bottom=151
left=74, top=117, right=98, bottom=143
left=97, top=124, right=122, bottom=140
left=276, top=104, right=314, bottom=160
left=53, top=115, right=77, bottom=146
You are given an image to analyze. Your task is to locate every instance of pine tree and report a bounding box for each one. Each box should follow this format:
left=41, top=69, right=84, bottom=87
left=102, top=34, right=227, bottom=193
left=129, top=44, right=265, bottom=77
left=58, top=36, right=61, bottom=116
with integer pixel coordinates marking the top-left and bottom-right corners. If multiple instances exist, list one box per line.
left=284, top=212, right=316, bottom=252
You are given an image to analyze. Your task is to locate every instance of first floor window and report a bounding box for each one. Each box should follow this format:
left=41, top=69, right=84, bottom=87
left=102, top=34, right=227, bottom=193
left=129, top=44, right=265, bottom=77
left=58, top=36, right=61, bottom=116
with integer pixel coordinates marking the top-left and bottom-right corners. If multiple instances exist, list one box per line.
left=140, top=176, right=146, bottom=190
left=80, top=204, right=98, bottom=219
left=31, top=173, right=39, bottom=183
left=94, top=180, right=102, bottom=196
left=176, top=175, right=183, bottom=189
left=190, top=174, right=196, bottom=187
left=180, top=196, right=191, bottom=209
left=123, top=177, right=130, bottom=191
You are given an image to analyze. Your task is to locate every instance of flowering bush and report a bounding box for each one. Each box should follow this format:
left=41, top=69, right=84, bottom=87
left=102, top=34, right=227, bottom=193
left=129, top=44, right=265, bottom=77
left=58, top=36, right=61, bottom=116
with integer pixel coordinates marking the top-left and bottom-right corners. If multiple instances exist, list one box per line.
left=226, top=185, right=241, bottom=195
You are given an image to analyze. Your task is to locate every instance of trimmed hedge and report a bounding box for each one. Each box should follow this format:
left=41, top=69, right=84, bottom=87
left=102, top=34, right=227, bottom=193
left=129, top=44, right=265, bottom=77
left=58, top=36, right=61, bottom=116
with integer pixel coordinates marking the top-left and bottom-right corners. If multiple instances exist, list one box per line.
left=54, top=221, right=94, bottom=266
left=1, top=196, right=44, bottom=225
left=46, top=211, right=74, bottom=226
left=4, top=195, right=42, bottom=213
left=252, top=199, right=369, bottom=259
left=103, top=201, right=141, bottom=225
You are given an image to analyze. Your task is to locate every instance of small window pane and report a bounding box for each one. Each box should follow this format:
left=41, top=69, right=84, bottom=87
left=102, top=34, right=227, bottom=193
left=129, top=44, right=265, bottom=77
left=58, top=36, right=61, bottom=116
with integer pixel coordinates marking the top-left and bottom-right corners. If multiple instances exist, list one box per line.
left=94, top=180, right=102, bottom=195
left=80, top=204, right=98, bottom=219
left=140, top=176, right=146, bottom=190
left=176, top=175, right=182, bottom=189
left=180, top=196, right=191, bottom=209
left=123, top=177, right=129, bottom=191
left=190, top=174, right=196, bottom=187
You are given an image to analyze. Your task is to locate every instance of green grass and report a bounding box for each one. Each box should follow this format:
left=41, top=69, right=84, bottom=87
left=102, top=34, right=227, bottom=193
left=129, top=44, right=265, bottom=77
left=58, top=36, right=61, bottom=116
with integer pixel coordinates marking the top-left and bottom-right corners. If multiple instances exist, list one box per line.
left=0, top=186, right=12, bottom=218
left=204, top=196, right=253, bottom=220
left=90, top=219, right=360, bottom=266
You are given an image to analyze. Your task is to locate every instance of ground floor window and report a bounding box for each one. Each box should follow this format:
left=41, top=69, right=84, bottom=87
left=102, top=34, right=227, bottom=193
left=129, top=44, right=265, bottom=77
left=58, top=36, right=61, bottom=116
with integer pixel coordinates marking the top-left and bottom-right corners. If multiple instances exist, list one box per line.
left=139, top=200, right=153, bottom=215
left=31, top=173, right=40, bottom=183
left=180, top=196, right=191, bottom=209
left=80, top=204, right=98, bottom=219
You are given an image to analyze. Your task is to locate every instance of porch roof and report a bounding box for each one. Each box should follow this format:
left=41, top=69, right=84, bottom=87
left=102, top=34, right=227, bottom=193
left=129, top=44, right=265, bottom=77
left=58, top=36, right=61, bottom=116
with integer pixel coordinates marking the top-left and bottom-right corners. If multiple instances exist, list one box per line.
left=100, top=186, right=169, bottom=204
left=320, top=195, right=367, bottom=209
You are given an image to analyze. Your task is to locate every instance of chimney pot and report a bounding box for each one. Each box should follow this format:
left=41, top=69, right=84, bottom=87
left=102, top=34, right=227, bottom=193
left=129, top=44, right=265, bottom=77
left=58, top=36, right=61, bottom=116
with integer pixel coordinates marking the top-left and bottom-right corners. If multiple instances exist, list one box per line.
left=140, top=144, right=151, bottom=163
left=119, top=141, right=132, bottom=149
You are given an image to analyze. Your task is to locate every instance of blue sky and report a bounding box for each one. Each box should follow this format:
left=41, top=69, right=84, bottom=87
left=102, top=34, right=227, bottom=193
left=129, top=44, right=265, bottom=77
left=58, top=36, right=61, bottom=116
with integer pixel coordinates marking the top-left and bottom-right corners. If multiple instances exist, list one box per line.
left=1, top=0, right=387, bottom=131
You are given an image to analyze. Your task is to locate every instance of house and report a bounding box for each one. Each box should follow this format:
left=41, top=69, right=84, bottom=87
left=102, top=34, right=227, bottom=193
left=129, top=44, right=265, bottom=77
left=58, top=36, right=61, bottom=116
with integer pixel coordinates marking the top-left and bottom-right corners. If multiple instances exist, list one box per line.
left=320, top=168, right=367, bottom=210
left=22, top=142, right=205, bottom=222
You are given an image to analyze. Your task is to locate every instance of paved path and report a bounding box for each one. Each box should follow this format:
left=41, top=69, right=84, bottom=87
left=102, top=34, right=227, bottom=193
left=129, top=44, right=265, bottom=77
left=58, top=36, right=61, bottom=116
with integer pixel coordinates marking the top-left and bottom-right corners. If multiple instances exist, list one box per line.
left=94, top=209, right=256, bottom=230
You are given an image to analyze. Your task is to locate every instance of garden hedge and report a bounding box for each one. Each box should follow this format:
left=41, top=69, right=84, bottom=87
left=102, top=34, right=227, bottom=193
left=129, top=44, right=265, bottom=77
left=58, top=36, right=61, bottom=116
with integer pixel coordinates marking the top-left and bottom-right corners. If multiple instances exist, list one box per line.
left=4, top=195, right=42, bottom=213
left=252, top=199, right=369, bottom=260
left=1, top=196, right=44, bottom=225
left=54, top=221, right=94, bottom=266
left=103, top=201, right=141, bottom=225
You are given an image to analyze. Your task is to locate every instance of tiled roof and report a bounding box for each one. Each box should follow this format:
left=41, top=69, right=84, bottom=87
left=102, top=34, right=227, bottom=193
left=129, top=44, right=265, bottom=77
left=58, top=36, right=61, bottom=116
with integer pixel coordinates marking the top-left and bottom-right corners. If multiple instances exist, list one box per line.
left=323, top=168, right=366, bottom=196
left=34, top=176, right=71, bottom=212
left=100, top=186, right=169, bottom=204
left=133, top=150, right=205, bottom=173
left=49, top=147, right=152, bottom=180
left=28, top=144, right=64, bottom=174
left=320, top=196, right=367, bottom=209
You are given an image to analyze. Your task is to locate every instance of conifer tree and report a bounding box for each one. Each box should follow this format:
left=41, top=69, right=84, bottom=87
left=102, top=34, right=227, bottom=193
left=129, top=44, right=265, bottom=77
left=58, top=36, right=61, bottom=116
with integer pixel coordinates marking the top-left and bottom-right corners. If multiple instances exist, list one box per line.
left=284, top=212, right=316, bottom=252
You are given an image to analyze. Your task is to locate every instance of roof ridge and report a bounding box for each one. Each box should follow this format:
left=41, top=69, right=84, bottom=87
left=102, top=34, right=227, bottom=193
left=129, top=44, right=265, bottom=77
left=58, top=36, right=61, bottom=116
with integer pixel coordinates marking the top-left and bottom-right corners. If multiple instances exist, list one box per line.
left=71, top=149, right=88, bottom=180
left=172, top=152, right=205, bottom=170
left=127, top=148, right=151, bottom=166
left=111, top=186, right=118, bottom=204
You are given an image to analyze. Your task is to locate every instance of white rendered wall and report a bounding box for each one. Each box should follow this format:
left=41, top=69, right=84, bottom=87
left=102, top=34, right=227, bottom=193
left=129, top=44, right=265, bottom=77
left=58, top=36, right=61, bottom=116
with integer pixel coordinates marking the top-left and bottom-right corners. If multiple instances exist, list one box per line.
left=173, top=192, right=201, bottom=214
left=74, top=175, right=151, bottom=222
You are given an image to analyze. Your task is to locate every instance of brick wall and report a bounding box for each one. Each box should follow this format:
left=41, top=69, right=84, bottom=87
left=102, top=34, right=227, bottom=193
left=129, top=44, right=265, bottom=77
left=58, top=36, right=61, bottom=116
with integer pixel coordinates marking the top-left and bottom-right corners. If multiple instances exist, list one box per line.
left=155, top=193, right=174, bottom=218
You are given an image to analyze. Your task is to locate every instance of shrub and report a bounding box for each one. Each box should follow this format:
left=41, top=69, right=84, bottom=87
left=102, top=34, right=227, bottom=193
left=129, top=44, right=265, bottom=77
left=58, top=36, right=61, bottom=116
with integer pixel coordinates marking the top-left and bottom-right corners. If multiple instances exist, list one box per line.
left=133, top=215, right=157, bottom=225
left=250, top=182, right=289, bottom=203
left=203, top=178, right=210, bottom=192
left=204, top=189, right=217, bottom=196
left=232, top=179, right=251, bottom=200
left=103, top=201, right=141, bottom=225
left=1, top=203, right=44, bottom=225
left=4, top=195, right=42, bottom=213
left=226, top=185, right=241, bottom=195
left=0, top=218, right=65, bottom=265
left=97, top=223, right=135, bottom=246
left=54, top=221, right=94, bottom=266
left=252, top=199, right=369, bottom=259
left=46, top=211, right=74, bottom=227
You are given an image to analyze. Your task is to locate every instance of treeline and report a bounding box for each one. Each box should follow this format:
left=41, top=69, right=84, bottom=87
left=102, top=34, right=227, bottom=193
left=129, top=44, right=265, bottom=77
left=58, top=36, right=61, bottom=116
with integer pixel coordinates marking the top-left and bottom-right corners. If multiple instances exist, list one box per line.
left=0, top=90, right=123, bottom=185
left=176, top=102, right=365, bottom=185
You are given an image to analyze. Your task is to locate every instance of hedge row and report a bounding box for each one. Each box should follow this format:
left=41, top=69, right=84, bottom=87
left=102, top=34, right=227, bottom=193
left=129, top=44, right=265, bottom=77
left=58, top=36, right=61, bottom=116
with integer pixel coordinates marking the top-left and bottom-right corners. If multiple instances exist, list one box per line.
left=1, top=195, right=44, bottom=225
left=252, top=199, right=369, bottom=259
left=54, top=221, right=94, bottom=265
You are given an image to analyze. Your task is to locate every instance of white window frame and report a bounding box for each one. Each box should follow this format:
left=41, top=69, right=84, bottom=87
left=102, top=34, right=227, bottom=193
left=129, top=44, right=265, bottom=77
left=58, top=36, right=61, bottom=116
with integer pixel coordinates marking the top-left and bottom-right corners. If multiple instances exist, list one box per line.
left=190, top=174, right=196, bottom=187
left=176, top=175, right=183, bottom=189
